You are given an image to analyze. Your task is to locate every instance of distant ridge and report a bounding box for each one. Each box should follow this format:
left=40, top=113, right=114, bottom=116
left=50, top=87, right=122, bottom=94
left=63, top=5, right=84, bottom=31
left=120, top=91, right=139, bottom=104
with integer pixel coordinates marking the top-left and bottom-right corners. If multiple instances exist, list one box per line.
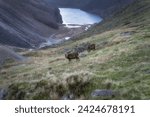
left=48, top=0, right=135, bottom=18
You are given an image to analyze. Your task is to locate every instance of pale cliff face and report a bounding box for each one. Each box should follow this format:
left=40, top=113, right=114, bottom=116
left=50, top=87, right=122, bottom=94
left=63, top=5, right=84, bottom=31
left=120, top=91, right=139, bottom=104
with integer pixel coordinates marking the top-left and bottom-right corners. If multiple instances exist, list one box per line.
left=0, top=0, right=62, bottom=48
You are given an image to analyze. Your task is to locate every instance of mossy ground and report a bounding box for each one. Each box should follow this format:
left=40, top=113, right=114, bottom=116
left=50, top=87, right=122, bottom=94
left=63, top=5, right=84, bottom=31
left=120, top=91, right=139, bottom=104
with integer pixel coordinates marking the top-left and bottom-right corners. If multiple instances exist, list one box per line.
left=0, top=0, right=150, bottom=99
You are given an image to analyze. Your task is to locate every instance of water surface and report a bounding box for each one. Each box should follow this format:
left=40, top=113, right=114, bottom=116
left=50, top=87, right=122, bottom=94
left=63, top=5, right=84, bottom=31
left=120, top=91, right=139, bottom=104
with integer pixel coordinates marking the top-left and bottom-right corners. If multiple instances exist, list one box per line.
left=59, top=8, right=102, bottom=26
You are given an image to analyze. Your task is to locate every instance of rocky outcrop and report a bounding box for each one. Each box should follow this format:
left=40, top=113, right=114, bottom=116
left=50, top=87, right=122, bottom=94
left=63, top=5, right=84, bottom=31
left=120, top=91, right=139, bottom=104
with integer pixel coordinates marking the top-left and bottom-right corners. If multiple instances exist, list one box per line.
left=0, top=0, right=62, bottom=48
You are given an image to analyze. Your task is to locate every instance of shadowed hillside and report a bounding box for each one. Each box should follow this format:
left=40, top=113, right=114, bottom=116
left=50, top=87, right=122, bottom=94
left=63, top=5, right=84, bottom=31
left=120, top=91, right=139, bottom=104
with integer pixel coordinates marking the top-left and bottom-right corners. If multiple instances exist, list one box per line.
left=0, top=0, right=62, bottom=48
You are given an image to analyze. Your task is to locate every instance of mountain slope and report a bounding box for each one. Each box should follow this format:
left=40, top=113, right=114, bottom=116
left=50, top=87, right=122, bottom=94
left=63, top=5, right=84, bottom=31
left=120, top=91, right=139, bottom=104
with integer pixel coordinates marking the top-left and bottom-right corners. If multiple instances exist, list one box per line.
left=0, top=0, right=150, bottom=100
left=0, top=0, right=62, bottom=48
left=0, top=45, right=25, bottom=65
left=48, top=0, right=135, bottom=17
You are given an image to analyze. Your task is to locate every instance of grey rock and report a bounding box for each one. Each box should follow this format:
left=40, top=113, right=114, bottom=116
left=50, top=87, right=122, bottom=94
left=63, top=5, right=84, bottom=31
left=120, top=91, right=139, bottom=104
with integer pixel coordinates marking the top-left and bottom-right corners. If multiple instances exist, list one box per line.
left=0, top=88, right=7, bottom=100
left=120, top=31, right=135, bottom=37
left=91, top=89, right=116, bottom=97
left=61, top=93, right=75, bottom=100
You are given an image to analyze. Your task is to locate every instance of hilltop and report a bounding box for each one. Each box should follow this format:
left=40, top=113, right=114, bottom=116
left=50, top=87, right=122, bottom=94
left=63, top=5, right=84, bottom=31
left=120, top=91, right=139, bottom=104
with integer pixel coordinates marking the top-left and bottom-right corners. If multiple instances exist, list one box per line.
left=0, top=0, right=150, bottom=100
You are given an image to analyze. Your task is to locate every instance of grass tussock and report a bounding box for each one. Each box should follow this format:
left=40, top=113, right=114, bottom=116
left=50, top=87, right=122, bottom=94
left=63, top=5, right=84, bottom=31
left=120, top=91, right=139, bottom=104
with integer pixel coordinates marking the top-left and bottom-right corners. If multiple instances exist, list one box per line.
left=4, top=71, right=93, bottom=100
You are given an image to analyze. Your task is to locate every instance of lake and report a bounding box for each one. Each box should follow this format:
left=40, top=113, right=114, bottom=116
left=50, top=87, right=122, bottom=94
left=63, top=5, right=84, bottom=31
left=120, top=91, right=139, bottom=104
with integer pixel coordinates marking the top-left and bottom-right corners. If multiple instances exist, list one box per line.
left=39, top=8, right=102, bottom=48
left=59, top=8, right=102, bottom=27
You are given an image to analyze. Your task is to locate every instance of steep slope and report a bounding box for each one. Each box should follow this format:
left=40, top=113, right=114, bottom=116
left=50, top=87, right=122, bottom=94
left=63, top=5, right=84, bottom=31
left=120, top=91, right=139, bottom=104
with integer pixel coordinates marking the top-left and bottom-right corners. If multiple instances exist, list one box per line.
left=83, top=0, right=135, bottom=17
left=0, top=0, right=150, bottom=100
left=0, top=45, right=25, bottom=65
left=0, top=0, right=62, bottom=48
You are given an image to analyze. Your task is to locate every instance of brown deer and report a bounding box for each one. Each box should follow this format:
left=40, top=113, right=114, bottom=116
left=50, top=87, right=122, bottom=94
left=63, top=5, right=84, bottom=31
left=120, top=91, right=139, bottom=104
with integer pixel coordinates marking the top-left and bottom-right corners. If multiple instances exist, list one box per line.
left=87, top=43, right=96, bottom=52
left=65, top=50, right=80, bottom=62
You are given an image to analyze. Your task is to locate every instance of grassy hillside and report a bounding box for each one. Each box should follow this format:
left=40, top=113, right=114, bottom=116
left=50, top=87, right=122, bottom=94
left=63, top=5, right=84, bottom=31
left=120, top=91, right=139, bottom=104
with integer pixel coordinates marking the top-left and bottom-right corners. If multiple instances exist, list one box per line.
left=0, top=0, right=150, bottom=99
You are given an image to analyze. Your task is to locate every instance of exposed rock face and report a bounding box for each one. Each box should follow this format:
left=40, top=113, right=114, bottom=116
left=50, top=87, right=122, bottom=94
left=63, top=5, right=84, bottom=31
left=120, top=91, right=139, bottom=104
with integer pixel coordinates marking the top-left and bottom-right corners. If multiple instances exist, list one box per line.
left=48, top=0, right=135, bottom=18
left=0, top=0, right=62, bottom=48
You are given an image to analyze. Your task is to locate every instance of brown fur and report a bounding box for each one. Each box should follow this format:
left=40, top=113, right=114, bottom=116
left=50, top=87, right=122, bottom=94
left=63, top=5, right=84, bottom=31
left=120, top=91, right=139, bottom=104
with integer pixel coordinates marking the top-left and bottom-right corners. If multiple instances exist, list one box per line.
left=65, top=51, right=80, bottom=62
left=87, top=43, right=96, bottom=52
